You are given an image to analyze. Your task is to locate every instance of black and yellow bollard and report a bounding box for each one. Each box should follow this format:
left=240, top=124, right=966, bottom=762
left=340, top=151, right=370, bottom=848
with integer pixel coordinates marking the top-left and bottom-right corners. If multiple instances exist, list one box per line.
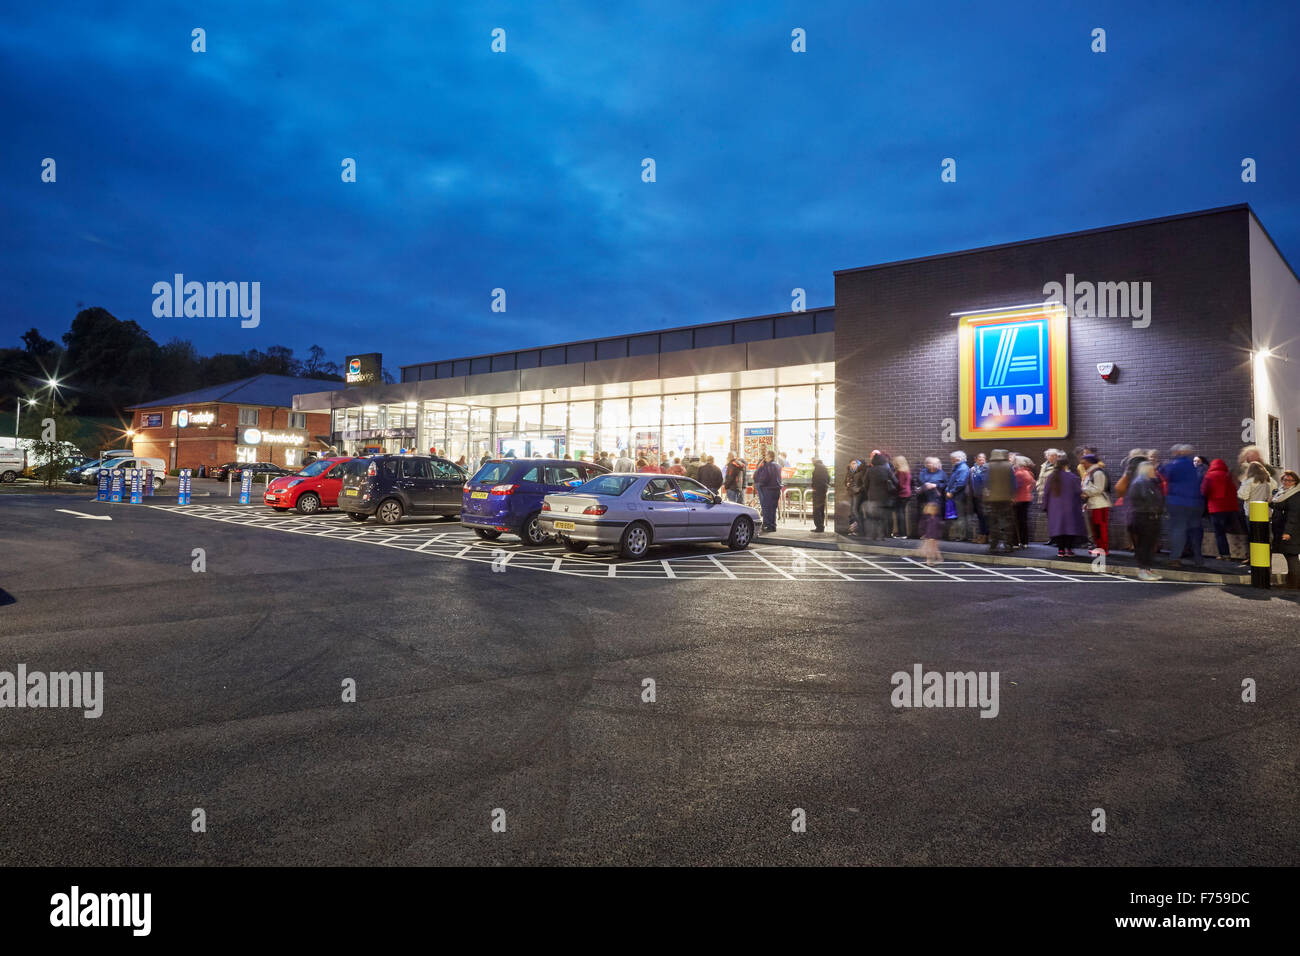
left=1249, top=499, right=1271, bottom=589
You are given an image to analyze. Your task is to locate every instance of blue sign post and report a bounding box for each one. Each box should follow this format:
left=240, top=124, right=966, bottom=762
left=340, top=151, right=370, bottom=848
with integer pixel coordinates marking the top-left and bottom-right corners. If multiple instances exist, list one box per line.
left=238, top=469, right=253, bottom=504
left=129, top=468, right=143, bottom=504
left=97, top=469, right=110, bottom=502
left=109, top=469, right=124, bottom=503
left=178, top=468, right=192, bottom=505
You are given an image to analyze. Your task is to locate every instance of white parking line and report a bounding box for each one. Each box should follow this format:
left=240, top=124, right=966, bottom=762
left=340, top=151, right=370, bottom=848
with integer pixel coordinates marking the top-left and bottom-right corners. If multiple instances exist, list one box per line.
left=842, top=551, right=912, bottom=580
left=749, top=550, right=795, bottom=579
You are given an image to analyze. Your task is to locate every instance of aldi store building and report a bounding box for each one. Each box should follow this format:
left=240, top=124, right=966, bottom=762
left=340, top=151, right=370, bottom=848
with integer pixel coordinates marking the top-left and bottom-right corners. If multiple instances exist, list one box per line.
left=295, top=204, right=1300, bottom=534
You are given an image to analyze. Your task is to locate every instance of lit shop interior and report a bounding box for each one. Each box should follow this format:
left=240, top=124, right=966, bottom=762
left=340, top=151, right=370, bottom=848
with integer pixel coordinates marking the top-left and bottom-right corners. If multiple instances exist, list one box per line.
left=327, top=364, right=835, bottom=475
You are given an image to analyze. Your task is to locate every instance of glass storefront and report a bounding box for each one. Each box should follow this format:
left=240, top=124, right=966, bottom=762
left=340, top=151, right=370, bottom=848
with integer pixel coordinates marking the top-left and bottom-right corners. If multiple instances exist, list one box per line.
left=330, top=373, right=835, bottom=477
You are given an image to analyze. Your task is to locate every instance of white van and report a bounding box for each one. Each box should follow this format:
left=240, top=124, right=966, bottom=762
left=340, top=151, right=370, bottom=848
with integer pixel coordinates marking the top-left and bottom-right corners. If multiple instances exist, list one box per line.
left=0, top=447, right=25, bottom=482
left=100, top=457, right=168, bottom=490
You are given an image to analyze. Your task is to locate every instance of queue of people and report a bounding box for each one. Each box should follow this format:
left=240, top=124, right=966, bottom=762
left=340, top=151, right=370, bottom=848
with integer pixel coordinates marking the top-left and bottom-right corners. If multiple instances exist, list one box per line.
left=842, top=442, right=1299, bottom=585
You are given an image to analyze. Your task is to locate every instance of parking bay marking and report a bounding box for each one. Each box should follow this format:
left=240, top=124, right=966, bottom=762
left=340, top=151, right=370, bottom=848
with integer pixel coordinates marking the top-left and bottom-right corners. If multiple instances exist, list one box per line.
left=150, top=506, right=1177, bottom=584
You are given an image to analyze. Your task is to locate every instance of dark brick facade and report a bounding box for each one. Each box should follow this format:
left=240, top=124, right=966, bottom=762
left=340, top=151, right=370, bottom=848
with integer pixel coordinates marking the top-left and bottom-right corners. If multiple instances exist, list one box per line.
left=833, top=206, right=1255, bottom=536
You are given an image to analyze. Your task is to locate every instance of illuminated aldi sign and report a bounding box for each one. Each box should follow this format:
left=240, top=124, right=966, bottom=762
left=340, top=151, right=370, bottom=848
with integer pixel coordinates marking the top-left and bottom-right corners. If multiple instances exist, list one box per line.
left=958, top=304, right=1068, bottom=440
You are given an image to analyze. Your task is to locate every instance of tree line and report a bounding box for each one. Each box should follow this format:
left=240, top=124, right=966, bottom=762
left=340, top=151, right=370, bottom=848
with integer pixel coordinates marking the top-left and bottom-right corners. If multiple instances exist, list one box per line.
left=1, top=307, right=352, bottom=418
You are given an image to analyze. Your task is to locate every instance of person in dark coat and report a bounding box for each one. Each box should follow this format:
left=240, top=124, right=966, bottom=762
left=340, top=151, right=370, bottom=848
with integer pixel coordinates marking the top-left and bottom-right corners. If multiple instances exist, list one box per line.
left=915, top=457, right=947, bottom=510
left=860, top=452, right=896, bottom=539
left=753, top=450, right=783, bottom=532
left=946, top=451, right=972, bottom=541
left=1042, top=452, right=1088, bottom=556
left=696, top=455, right=724, bottom=495
left=983, top=449, right=1015, bottom=553
left=1127, top=461, right=1166, bottom=581
left=810, top=458, right=830, bottom=533
left=1270, top=470, right=1300, bottom=589
left=844, top=458, right=865, bottom=535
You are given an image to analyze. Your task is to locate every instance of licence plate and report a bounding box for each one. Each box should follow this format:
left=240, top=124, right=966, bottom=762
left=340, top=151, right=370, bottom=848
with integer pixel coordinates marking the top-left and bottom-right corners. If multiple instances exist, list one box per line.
left=471, top=491, right=489, bottom=499
left=345, top=489, right=358, bottom=496
left=553, top=520, right=576, bottom=531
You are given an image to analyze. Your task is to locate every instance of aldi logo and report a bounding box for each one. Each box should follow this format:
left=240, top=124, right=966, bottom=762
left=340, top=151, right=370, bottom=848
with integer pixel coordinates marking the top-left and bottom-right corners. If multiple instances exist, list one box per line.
left=958, top=305, right=1068, bottom=440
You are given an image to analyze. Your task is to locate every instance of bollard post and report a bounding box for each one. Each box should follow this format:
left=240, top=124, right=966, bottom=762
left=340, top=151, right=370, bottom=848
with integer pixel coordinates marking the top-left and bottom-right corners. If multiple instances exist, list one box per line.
left=238, top=469, right=252, bottom=505
left=1248, top=499, right=1271, bottom=589
left=129, top=468, right=143, bottom=505
left=178, top=468, right=192, bottom=506
left=97, top=468, right=110, bottom=502
left=228, top=471, right=234, bottom=497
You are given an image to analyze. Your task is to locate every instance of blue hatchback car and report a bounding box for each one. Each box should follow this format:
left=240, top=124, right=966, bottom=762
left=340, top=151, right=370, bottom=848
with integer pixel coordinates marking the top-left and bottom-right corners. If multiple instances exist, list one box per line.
left=461, top=458, right=608, bottom=545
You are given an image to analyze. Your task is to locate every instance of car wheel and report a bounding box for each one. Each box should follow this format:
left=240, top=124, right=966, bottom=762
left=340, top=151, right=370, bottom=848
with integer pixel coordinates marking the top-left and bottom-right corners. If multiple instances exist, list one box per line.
left=619, top=522, right=651, bottom=559
left=0, top=470, right=16, bottom=483
left=474, top=528, right=501, bottom=540
left=521, top=511, right=548, bottom=547
left=295, top=492, right=321, bottom=515
left=376, top=498, right=404, bottom=525
left=563, top=537, right=590, bottom=553
left=152, top=476, right=165, bottom=491
left=346, top=512, right=369, bottom=523
left=727, top=516, right=754, bottom=550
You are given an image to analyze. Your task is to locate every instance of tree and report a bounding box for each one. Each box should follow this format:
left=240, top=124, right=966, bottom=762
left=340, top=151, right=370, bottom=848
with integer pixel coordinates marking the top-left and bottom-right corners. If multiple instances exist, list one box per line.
left=17, top=387, right=82, bottom=489
left=61, top=307, right=161, bottom=415
left=21, top=328, right=58, bottom=356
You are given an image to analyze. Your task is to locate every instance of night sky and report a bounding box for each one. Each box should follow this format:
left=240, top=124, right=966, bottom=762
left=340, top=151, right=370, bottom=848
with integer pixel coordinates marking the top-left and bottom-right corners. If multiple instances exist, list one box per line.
left=2, top=1, right=1297, bottom=369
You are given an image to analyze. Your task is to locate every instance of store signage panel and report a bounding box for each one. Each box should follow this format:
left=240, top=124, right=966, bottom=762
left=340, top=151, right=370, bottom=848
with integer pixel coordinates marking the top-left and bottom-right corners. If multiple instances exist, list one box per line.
left=958, top=306, right=1068, bottom=440
left=345, top=353, right=382, bottom=386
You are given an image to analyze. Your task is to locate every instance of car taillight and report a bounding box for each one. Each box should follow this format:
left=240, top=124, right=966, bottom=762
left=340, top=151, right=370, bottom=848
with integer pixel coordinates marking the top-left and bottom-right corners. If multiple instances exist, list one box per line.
left=462, top=484, right=470, bottom=493
left=367, top=463, right=377, bottom=477
left=583, top=504, right=607, bottom=515
left=541, top=501, right=551, bottom=511
left=491, top=484, right=517, bottom=495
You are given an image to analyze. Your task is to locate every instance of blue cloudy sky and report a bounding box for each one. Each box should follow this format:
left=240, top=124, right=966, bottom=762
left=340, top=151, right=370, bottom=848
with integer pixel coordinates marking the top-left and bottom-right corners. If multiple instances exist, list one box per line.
left=2, top=0, right=1297, bottom=370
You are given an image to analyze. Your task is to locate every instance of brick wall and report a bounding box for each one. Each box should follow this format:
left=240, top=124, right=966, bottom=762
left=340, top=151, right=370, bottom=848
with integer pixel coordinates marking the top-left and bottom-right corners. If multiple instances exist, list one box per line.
left=833, top=207, right=1255, bottom=537
left=130, top=403, right=332, bottom=471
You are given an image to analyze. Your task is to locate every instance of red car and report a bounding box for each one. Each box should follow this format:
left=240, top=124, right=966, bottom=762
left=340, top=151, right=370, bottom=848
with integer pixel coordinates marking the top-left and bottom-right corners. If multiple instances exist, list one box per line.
left=264, top=457, right=354, bottom=514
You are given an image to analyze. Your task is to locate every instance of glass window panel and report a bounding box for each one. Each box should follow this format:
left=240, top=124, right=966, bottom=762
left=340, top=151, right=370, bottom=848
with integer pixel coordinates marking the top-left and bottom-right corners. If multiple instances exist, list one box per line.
left=739, top=387, right=774, bottom=420
left=663, top=393, right=693, bottom=427
left=695, top=423, right=731, bottom=464
left=543, top=403, right=567, bottom=429
left=778, top=385, right=816, bottom=421
left=817, top=382, right=835, bottom=418
left=600, top=398, right=629, bottom=429
left=569, top=401, right=594, bottom=429
left=776, top=420, right=817, bottom=470
left=696, top=390, right=730, bottom=423
left=631, top=396, right=660, bottom=427
left=517, top=404, right=542, bottom=433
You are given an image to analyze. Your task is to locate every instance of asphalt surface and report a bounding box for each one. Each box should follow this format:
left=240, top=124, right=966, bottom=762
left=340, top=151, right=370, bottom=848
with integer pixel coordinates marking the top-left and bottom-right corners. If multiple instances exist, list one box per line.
left=1, top=493, right=1297, bottom=866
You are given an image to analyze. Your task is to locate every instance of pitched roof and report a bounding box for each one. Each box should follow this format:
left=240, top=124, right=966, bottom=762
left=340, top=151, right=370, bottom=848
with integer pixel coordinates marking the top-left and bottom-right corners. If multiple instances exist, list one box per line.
left=127, top=373, right=346, bottom=410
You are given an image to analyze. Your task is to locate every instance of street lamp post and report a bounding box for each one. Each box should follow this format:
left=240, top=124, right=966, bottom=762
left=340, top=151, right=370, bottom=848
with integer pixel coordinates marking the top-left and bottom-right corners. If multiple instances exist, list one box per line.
left=15, top=397, right=35, bottom=437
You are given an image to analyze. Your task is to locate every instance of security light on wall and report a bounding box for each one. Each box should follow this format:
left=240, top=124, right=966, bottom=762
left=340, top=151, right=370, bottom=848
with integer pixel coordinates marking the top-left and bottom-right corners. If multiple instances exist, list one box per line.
left=1097, top=363, right=1117, bottom=381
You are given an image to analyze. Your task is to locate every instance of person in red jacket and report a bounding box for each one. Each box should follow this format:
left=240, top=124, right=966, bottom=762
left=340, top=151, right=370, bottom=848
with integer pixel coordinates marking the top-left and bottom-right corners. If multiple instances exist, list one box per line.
left=1201, top=457, right=1239, bottom=560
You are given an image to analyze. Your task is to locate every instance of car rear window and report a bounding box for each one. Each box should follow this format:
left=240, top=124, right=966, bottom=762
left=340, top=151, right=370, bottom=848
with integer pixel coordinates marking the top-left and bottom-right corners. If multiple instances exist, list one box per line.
left=339, top=459, right=373, bottom=480
left=471, top=461, right=513, bottom=485
left=580, top=475, right=638, bottom=497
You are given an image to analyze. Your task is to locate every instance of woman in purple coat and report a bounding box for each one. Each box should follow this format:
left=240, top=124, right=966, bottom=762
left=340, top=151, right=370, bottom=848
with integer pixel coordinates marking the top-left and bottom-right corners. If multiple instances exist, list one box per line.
left=1042, top=452, right=1088, bottom=556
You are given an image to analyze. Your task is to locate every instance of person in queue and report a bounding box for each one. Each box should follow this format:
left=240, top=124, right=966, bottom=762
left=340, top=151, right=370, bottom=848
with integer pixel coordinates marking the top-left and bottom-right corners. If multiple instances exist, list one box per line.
left=1271, top=470, right=1300, bottom=589
left=753, top=449, right=783, bottom=533
left=697, top=455, right=724, bottom=495
left=1042, top=451, right=1087, bottom=557
left=810, top=457, right=830, bottom=533
left=724, top=452, right=747, bottom=504
left=1012, top=455, right=1034, bottom=549
left=891, top=454, right=912, bottom=538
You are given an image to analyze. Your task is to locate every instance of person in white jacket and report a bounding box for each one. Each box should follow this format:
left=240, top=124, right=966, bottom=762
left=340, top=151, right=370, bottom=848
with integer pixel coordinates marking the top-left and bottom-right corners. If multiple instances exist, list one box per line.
left=1080, top=453, right=1112, bottom=554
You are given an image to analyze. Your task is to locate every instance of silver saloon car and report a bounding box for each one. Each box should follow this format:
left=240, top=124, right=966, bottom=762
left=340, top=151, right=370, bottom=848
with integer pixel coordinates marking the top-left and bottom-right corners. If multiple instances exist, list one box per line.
left=539, top=472, right=760, bottom=559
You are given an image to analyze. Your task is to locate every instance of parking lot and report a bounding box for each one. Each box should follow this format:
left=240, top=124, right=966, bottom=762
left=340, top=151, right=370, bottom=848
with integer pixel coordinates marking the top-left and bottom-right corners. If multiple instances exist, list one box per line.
left=153, top=503, right=1180, bottom=583
left=1, top=494, right=1296, bottom=867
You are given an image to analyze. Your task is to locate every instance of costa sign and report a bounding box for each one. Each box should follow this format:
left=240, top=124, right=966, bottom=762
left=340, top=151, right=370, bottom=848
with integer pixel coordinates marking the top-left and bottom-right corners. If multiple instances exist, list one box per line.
left=957, top=304, right=1068, bottom=440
